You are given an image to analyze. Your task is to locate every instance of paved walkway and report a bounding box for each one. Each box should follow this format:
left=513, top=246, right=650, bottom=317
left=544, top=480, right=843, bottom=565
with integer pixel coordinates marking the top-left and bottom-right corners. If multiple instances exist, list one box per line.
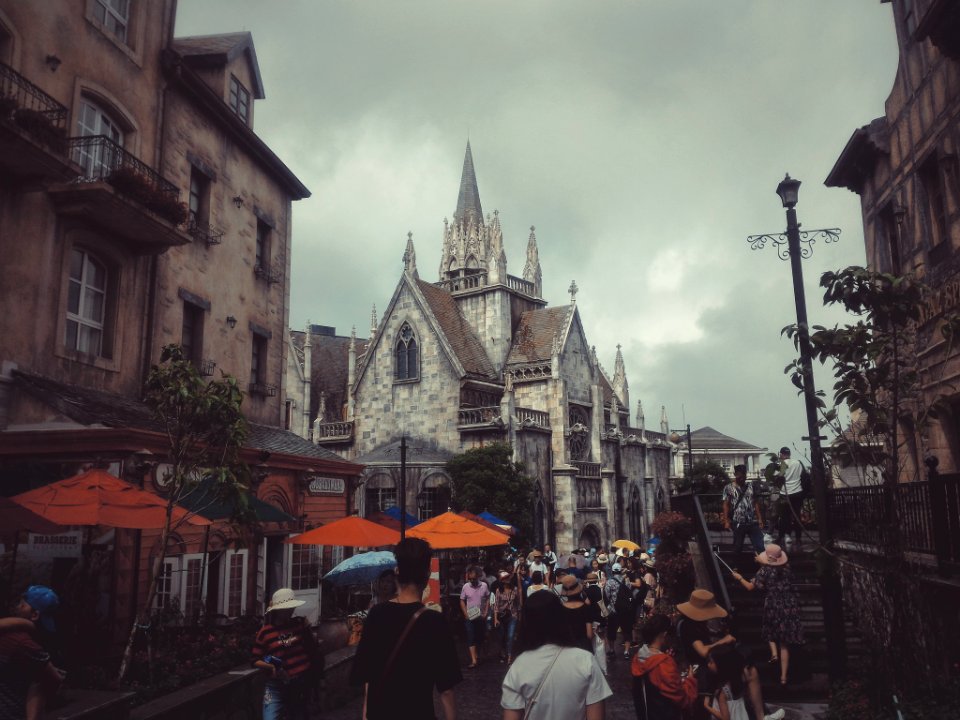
left=317, top=638, right=828, bottom=719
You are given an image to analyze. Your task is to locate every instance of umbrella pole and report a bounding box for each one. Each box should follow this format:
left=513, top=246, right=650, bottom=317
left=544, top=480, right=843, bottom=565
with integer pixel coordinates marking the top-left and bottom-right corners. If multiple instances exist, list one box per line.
left=197, top=525, right=211, bottom=625
left=9, top=530, right=20, bottom=586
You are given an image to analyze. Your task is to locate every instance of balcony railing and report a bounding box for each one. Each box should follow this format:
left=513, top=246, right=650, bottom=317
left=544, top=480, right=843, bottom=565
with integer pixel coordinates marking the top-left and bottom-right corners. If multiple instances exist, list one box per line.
left=198, top=359, right=216, bottom=377
left=189, top=219, right=224, bottom=246
left=506, top=274, right=537, bottom=296
left=436, top=272, right=487, bottom=293
left=516, top=407, right=550, bottom=429
left=314, top=421, right=354, bottom=442
left=458, top=406, right=502, bottom=427
left=571, top=461, right=602, bottom=478
left=0, top=62, right=69, bottom=153
left=67, top=135, right=187, bottom=226
left=254, top=263, right=282, bottom=285
left=828, top=473, right=960, bottom=570
left=248, top=382, right=278, bottom=398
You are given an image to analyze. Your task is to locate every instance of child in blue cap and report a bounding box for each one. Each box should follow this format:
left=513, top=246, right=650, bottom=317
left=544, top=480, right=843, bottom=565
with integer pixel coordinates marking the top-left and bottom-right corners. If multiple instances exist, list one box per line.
left=0, top=585, right=64, bottom=719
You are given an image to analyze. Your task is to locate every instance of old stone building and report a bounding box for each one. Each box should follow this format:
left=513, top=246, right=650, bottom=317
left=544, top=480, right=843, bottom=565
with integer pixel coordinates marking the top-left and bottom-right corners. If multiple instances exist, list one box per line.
left=826, top=0, right=960, bottom=477
left=300, top=143, right=677, bottom=552
left=0, top=1, right=360, bottom=630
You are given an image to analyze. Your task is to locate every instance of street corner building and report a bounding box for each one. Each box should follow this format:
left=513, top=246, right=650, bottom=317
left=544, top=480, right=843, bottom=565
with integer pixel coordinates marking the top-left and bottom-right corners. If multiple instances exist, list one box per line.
left=289, top=142, right=680, bottom=553
left=0, top=1, right=362, bottom=638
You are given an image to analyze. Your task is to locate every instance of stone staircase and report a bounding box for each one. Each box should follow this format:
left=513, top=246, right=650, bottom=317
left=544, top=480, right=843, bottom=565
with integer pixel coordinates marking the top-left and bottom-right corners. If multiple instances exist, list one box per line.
left=710, top=530, right=861, bottom=702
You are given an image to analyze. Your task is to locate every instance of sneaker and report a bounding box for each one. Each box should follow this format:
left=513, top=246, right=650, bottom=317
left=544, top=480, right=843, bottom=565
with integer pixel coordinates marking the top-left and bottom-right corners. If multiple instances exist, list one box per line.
left=623, top=650, right=630, bottom=659
left=763, top=710, right=785, bottom=720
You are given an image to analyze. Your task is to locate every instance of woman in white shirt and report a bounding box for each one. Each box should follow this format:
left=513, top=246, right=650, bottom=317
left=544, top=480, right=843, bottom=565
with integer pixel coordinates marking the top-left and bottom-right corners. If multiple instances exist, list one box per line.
left=501, top=589, right=612, bottom=720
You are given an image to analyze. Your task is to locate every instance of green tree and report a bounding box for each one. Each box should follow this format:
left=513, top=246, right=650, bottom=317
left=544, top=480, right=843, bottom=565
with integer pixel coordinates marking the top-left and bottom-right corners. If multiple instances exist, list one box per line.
left=118, top=345, right=252, bottom=681
left=446, top=442, right=536, bottom=543
left=674, top=460, right=729, bottom=494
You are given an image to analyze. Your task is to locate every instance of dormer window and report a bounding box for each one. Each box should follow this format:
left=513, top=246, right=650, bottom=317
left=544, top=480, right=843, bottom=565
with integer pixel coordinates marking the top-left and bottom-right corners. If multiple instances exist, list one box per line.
left=395, top=322, right=419, bottom=382
left=229, top=76, right=250, bottom=125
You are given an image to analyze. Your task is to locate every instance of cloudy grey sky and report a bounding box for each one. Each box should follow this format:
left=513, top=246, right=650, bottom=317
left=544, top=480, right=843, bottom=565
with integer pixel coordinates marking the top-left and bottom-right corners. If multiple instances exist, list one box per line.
left=177, top=1, right=898, bottom=459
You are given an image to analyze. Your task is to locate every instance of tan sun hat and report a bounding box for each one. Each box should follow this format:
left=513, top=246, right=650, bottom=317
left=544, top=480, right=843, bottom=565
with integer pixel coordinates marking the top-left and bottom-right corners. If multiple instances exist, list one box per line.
left=757, top=544, right=788, bottom=566
left=267, top=588, right=306, bottom=612
left=676, top=589, right=728, bottom=621
left=596, top=553, right=609, bottom=564
left=560, top=574, right=583, bottom=596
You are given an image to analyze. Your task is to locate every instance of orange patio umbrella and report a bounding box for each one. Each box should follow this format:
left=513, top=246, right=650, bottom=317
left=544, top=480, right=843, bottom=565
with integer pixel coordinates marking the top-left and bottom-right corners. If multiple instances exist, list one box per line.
left=11, top=468, right=211, bottom=529
left=408, top=511, right=510, bottom=549
left=286, top=515, right=400, bottom=547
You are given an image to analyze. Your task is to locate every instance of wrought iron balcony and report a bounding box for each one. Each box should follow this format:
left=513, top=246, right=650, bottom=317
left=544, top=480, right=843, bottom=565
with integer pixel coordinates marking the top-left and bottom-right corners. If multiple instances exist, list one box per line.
left=198, top=359, right=216, bottom=377
left=188, top=219, right=224, bottom=246
left=314, top=421, right=354, bottom=443
left=0, top=62, right=78, bottom=184
left=254, top=262, right=282, bottom=285
left=48, top=135, right=190, bottom=252
left=248, top=382, right=278, bottom=398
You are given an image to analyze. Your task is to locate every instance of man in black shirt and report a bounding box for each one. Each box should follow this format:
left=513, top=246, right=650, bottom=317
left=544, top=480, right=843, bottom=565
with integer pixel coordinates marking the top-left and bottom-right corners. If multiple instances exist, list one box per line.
left=350, top=538, right=461, bottom=720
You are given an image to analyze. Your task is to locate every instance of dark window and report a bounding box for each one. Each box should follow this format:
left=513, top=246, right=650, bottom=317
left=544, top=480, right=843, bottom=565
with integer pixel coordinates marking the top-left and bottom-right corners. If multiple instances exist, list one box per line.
left=93, top=0, right=129, bottom=43
left=229, top=76, right=250, bottom=125
left=188, top=168, right=210, bottom=227
left=920, top=156, right=948, bottom=251
left=255, top=220, right=270, bottom=271
left=366, top=485, right=397, bottom=514
left=394, top=322, right=419, bottom=381
left=251, top=333, right=267, bottom=385
left=878, top=204, right=901, bottom=274
left=284, top=400, right=293, bottom=430
left=181, top=301, right=204, bottom=366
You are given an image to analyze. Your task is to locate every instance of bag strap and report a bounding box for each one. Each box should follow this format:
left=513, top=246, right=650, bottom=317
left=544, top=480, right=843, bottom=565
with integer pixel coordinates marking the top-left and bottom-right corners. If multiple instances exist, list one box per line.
left=375, top=605, right=427, bottom=695
left=524, top=648, right=564, bottom=719
left=729, top=484, right=749, bottom=520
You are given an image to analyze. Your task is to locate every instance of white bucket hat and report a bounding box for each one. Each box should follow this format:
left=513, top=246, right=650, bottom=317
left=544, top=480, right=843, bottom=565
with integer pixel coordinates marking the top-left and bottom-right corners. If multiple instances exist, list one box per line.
left=267, top=587, right=306, bottom=612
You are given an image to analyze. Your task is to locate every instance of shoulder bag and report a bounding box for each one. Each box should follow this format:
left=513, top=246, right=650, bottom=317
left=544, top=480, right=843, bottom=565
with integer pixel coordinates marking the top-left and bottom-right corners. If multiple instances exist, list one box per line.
left=372, top=605, right=427, bottom=698
left=524, top=647, right=564, bottom=719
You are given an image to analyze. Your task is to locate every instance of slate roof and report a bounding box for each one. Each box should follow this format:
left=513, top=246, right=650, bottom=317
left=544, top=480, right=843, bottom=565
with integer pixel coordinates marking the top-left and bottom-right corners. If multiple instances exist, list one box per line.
left=172, top=32, right=265, bottom=98
left=290, top=330, right=370, bottom=422
left=416, top=280, right=497, bottom=380
left=505, top=306, right=571, bottom=365
left=688, top=426, right=765, bottom=452
left=355, top=438, right=453, bottom=465
left=12, top=371, right=354, bottom=465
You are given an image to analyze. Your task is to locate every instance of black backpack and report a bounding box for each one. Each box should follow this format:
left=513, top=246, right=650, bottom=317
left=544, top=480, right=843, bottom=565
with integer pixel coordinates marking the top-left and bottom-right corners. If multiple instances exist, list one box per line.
left=613, top=578, right=633, bottom=614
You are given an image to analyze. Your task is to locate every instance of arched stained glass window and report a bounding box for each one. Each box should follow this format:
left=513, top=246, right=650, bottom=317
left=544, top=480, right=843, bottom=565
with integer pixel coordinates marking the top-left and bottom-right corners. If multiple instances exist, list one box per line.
left=395, top=322, right=419, bottom=381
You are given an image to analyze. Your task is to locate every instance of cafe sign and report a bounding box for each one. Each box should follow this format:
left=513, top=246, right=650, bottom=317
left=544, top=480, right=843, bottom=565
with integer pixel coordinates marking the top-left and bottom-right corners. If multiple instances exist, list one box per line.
left=24, top=531, right=83, bottom=559
left=308, top=476, right=345, bottom=495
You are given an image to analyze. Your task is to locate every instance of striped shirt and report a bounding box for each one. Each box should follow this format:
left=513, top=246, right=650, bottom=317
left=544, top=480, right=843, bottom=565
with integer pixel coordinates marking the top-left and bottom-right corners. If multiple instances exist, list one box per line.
left=251, top=618, right=316, bottom=679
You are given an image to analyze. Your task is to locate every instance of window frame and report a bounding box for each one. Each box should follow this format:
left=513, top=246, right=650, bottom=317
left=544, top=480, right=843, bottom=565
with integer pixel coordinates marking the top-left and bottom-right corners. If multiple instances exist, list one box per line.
left=74, top=98, right=124, bottom=179
left=229, top=75, right=251, bottom=125
left=188, top=166, right=211, bottom=228
left=65, top=248, right=108, bottom=358
left=288, top=542, right=321, bottom=592
left=251, top=332, right=268, bottom=386
left=919, top=154, right=949, bottom=254
left=92, top=0, right=129, bottom=44
left=394, top=322, right=420, bottom=382
left=220, top=548, right=248, bottom=618
left=181, top=300, right=205, bottom=368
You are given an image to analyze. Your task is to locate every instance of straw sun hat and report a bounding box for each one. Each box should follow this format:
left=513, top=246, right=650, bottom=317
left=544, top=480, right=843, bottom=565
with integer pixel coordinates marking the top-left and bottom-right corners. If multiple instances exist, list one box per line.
left=676, top=589, right=728, bottom=621
left=757, top=543, right=789, bottom=566
left=267, top=588, right=306, bottom=612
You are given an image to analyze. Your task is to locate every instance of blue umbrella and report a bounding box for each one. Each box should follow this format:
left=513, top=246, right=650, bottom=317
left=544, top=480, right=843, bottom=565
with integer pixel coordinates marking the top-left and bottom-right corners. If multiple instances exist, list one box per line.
left=478, top=511, right=517, bottom=534
left=383, top=505, right=421, bottom=527
left=323, top=550, right=396, bottom=586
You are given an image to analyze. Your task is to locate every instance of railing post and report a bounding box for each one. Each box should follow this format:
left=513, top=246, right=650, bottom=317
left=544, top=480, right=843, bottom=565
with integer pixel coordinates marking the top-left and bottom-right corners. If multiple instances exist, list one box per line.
left=929, top=471, right=950, bottom=572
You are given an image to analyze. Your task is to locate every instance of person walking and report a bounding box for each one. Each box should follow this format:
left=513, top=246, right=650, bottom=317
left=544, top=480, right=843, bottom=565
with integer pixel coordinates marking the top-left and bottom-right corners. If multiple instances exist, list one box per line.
left=494, top=571, right=521, bottom=665
left=252, top=588, right=321, bottom=720
left=632, top=613, right=697, bottom=720
left=703, top=645, right=750, bottom=720
left=776, top=447, right=805, bottom=550
left=559, top=575, right=594, bottom=653
left=731, top=544, right=805, bottom=686
left=460, top=565, right=491, bottom=669
left=350, top=537, right=461, bottom=720
left=501, top=589, right=611, bottom=720
left=721, top=465, right=766, bottom=558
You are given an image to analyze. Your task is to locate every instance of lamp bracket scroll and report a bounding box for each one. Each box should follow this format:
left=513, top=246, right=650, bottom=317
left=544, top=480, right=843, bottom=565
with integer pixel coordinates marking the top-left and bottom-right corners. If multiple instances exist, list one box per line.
left=747, top=228, right=841, bottom=261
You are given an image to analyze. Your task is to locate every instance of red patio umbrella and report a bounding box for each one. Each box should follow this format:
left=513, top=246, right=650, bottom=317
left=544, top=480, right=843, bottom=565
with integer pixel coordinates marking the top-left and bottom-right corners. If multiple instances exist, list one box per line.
left=0, top=496, right=64, bottom=536
left=286, top=515, right=400, bottom=547
left=408, top=511, right=510, bottom=549
left=11, top=468, right=211, bottom=529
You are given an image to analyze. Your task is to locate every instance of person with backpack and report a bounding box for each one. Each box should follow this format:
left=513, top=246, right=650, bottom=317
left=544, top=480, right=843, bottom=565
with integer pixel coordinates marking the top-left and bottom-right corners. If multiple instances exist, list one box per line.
left=721, top=464, right=766, bottom=558
left=607, top=563, right=637, bottom=659
left=632, top=613, right=697, bottom=720
left=776, top=447, right=805, bottom=551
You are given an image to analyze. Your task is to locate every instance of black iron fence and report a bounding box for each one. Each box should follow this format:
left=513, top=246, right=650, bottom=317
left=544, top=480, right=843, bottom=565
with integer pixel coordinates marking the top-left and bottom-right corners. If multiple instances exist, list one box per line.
left=828, top=473, right=960, bottom=570
left=0, top=61, right=69, bottom=151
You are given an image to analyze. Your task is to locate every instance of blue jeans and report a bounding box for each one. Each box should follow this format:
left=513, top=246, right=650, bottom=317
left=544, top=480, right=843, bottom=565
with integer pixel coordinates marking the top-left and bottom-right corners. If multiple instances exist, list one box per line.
left=263, top=678, right=310, bottom=720
left=732, top=521, right=765, bottom=556
left=496, top=615, right=517, bottom=658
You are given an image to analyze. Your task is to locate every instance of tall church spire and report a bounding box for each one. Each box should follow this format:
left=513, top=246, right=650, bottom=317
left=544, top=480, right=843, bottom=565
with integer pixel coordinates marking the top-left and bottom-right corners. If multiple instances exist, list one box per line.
left=403, top=231, right=418, bottom=278
left=523, top=225, right=542, bottom=296
left=613, top=344, right=629, bottom=410
left=454, top=140, right=484, bottom=228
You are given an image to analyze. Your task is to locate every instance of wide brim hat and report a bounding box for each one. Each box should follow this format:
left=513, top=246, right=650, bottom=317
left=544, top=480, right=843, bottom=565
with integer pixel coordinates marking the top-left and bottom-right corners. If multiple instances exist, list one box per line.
left=757, top=544, right=788, bottom=566
left=677, top=589, right=728, bottom=621
left=267, top=588, right=306, bottom=612
left=528, top=550, right=543, bottom=562
left=585, top=572, right=600, bottom=583
left=596, top=553, right=609, bottom=564
left=560, top=574, right=583, bottom=596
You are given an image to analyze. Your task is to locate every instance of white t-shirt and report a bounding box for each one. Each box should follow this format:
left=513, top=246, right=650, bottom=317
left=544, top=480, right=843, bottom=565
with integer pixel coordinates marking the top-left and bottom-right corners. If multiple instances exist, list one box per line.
left=501, top=644, right=612, bottom=720
left=781, top=457, right=803, bottom=496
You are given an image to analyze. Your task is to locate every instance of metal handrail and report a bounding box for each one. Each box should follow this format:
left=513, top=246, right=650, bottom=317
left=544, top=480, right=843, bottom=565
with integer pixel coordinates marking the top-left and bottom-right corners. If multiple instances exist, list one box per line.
left=0, top=62, right=68, bottom=125
left=671, top=492, right=732, bottom=613
left=68, top=135, right=179, bottom=197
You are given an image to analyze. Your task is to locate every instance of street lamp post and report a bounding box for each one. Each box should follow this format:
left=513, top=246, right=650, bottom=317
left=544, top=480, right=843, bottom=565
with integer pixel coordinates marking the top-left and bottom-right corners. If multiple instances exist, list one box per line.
left=748, top=174, right=847, bottom=680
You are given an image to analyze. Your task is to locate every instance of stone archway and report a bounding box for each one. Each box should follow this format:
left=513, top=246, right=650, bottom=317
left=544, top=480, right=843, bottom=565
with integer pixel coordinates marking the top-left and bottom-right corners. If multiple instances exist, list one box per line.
left=578, top=523, right=602, bottom=551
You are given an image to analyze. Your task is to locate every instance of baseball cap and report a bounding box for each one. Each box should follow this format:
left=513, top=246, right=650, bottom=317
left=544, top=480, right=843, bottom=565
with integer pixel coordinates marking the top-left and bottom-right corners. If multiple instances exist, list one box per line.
left=24, top=585, right=59, bottom=632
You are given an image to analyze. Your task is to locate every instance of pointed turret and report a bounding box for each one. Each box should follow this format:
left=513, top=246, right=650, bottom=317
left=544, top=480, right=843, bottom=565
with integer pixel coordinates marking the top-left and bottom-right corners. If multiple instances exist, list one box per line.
left=403, top=232, right=418, bottom=278
left=454, top=140, right=484, bottom=228
left=660, top=406, right=669, bottom=436
left=370, top=304, right=378, bottom=338
left=613, top=344, right=629, bottom=409
left=636, top=400, right=646, bottom=440
left=522, top=225, right=542, bottom=297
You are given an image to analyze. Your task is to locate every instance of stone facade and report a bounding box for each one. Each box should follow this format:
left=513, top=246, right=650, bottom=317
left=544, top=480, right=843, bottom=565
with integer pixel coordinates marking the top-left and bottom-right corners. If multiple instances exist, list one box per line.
left=826, top=0, right=960, bottom=476
left=307, top=144, right=678, bottom=553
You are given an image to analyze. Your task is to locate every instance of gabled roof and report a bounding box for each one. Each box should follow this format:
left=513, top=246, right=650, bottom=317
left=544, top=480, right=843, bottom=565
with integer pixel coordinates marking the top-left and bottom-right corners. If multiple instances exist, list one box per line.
left=173, top=32, right=265, bottom=98
left=10, top=371, right=358, bottom=468
left=824, top=117, right=888, bottom=194
left=454, top=140, right=483, bottom=227
left=290, top=329, right=370, bottom=421
left=506, top=305, right=572, bottom=365
left=688, top=426, right=765, bottom=452
left=415, top=280, right=497, bottom=380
